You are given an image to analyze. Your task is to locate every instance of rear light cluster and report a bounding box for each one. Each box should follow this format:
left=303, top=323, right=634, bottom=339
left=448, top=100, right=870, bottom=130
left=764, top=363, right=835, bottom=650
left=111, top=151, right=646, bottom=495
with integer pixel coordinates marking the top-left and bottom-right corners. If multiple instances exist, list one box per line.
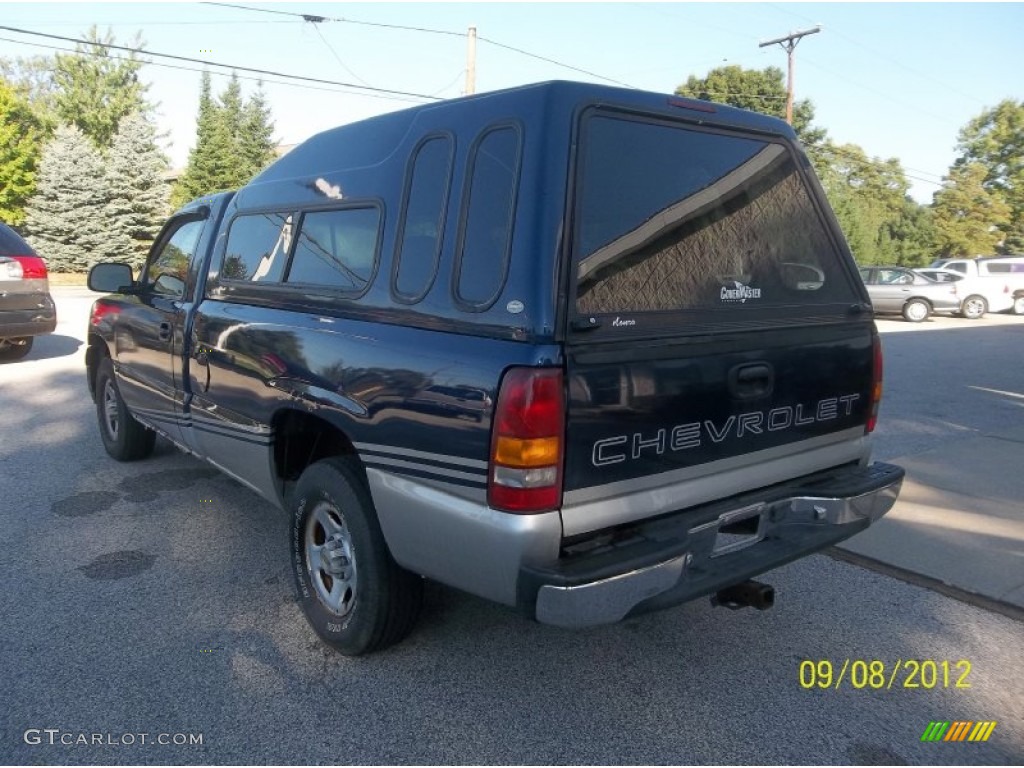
left=488, top=367, right=565, bottom=514
left=1, top=255, right=48, bottom=280
left=867, top=333, right=883, bottom=434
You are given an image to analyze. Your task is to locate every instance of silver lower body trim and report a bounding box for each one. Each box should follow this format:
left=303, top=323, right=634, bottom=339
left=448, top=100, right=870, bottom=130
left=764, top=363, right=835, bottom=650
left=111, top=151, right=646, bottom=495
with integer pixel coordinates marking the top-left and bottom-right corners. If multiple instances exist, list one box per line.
left=366, top=468, right=561, bottom=606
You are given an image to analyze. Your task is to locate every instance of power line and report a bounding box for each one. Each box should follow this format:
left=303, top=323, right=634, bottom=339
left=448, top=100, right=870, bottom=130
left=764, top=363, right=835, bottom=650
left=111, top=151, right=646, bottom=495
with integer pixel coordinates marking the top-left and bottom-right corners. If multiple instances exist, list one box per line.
left=0, top=35, right=428, bottom=106
left=0, top=24, right=442, bottom=102
left=308, top=23, right=373, bottom=88
left=201, top=1, right=640, bottom=88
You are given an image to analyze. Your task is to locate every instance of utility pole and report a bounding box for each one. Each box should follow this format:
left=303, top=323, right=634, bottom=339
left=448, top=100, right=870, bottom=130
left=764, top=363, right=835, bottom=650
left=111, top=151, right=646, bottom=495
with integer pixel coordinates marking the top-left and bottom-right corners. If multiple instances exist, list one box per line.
left=465, top=25, right=477, bottom=95
left=758, top=25, right=821, bottom=125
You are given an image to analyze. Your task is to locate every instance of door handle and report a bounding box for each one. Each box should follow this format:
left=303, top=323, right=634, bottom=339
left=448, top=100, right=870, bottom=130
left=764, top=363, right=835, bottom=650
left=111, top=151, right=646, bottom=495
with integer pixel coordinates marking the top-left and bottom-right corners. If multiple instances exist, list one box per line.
left=158, top=322, right=172, bottom=341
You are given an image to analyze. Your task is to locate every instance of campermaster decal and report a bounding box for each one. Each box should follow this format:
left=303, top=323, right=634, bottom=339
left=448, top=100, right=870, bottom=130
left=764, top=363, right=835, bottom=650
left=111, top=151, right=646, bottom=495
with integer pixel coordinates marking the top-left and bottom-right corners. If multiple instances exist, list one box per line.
left=720, top=281, right=763, bottom=303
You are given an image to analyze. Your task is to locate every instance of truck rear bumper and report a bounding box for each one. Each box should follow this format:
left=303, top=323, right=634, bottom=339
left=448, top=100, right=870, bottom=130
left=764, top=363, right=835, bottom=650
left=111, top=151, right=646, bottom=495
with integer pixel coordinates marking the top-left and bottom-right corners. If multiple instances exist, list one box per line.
left=520, top=461, right=904, bottom=628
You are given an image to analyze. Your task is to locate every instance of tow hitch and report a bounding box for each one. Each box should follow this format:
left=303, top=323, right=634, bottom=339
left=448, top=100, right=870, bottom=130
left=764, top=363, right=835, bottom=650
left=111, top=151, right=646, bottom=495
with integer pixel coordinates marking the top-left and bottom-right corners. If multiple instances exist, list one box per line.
left=712, top=579, right=775, bottom=611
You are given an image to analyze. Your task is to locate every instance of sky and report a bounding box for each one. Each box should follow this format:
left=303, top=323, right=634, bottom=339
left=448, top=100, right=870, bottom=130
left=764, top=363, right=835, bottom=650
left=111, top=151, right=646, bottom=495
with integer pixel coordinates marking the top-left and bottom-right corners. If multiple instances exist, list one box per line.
left=1, top=1, right=1022, bottom=203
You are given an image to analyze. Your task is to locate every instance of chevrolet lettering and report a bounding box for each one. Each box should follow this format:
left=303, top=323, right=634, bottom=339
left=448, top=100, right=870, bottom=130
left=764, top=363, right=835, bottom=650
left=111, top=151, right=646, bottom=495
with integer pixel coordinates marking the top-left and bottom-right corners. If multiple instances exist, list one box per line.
left=84, top=81, right=903, bottom=655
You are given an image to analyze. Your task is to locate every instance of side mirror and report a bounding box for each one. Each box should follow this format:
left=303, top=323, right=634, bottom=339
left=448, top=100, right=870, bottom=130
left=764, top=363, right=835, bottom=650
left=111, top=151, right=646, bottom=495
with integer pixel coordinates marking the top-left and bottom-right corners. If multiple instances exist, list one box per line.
left=88, top=263, right=135, bottom=293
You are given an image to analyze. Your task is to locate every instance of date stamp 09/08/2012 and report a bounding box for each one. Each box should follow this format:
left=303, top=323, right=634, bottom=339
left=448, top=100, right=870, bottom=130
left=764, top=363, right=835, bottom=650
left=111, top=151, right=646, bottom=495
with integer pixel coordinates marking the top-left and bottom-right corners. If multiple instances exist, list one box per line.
left=798, top=659, right=972, bottom=691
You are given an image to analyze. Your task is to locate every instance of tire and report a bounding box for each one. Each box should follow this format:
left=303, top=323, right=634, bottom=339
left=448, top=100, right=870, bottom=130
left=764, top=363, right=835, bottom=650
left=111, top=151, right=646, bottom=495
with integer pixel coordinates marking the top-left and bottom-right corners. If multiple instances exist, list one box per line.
left=0, top=337, right=33, bottom=362
left=95, top=358, right=156, bottom=461
left=290, top=457, right=423, bottom=655
left=902, top=299, right=930, bottom=323
left=960, top=295, right=987, bottom=320
left=1013, top=296, right=1024, bottom=315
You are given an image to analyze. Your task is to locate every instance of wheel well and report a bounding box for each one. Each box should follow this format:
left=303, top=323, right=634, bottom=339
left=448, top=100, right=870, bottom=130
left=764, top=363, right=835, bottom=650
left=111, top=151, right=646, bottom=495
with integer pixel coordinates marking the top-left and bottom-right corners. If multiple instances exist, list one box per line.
left=272, top=409, right=359, bottom=494
left=907, top=297, right=932, bottom=307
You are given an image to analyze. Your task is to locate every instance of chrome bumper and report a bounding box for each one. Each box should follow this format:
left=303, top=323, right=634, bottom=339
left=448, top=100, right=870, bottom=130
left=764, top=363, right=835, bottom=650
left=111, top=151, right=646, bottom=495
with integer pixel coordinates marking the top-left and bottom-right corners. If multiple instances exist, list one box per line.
left=530, top=462, right=904, bottom=628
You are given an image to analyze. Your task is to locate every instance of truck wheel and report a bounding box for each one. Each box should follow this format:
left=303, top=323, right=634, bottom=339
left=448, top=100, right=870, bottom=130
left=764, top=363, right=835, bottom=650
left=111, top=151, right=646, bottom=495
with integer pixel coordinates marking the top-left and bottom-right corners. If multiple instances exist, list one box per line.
left=960, top=295, right=987, bottom=320
left=290, top=457, right=422, bottom=655
left=902, top=299, right=930, bottom=323
left=0, top=337, right=33, bottom=362
left=1013, top=296, right=1024, bottom=315
left=95, top=358, right=156, bottom=461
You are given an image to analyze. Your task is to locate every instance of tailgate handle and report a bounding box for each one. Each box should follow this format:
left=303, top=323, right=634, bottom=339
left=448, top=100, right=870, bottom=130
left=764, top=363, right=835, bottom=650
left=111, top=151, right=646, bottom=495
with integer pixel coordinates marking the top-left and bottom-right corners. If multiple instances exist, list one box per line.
left=729, top=362, right=773, bottom=400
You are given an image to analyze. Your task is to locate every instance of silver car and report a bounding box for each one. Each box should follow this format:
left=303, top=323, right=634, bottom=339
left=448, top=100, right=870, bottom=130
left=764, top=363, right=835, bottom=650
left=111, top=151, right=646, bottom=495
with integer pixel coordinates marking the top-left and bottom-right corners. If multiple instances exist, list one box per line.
left=858, top=266, right=961, bottom=322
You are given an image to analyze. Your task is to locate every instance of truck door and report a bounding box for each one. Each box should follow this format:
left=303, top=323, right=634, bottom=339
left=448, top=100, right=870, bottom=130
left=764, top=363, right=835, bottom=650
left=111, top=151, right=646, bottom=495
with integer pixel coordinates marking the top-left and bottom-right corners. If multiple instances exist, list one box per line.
left=112, top=214, right=207, bottom=447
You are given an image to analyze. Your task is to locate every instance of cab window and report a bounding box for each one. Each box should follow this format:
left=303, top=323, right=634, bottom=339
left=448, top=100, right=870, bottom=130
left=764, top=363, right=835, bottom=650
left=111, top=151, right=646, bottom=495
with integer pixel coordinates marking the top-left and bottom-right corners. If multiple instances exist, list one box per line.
left=146, top=218, right=205, bottom=298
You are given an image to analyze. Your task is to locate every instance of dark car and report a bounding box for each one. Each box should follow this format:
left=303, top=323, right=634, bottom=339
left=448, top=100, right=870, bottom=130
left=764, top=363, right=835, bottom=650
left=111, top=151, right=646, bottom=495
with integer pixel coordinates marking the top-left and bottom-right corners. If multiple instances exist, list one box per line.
left=858, top=266, right=961, bottom=322
left=0, top=223, right=57, bottom=361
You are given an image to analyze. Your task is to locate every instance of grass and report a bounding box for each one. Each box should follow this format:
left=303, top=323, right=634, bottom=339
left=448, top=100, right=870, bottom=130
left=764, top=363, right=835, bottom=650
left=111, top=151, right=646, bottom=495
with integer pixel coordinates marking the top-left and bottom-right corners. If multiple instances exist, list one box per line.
left=48, top=272, right=89, bottom=286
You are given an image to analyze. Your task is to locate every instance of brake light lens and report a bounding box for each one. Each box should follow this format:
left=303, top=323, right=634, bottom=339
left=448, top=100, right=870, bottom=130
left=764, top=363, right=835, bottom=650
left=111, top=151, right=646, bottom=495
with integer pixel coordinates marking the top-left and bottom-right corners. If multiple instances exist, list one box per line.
left=488, top=367, right=565, bottom=513
left=2, top=255, right=48, bottom=280
left=867, top=333, right=883, bottom=434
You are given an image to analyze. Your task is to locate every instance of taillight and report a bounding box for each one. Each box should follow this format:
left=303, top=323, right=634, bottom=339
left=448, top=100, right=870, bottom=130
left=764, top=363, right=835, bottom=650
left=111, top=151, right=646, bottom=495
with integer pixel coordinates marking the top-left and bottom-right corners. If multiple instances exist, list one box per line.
left=6, top=255, right=48, bottom=280
left=867, top=333, right=883, bottom=434
left=488, top=367, right=565, bottom=513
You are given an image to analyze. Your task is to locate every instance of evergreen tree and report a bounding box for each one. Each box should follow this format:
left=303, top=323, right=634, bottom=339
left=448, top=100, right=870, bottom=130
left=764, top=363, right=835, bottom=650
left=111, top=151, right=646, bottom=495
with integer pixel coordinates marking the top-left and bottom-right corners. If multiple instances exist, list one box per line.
left=24, top=125, right=113, bottom=272
left=172, top=72, right=277, bottom=206
left=105, top=112, right=171, bottom=268
left=52, top=26, right=150, bottom=149
left=240, top=83, right=276, bottom=179
left=0, top=78, right=43, bottom=225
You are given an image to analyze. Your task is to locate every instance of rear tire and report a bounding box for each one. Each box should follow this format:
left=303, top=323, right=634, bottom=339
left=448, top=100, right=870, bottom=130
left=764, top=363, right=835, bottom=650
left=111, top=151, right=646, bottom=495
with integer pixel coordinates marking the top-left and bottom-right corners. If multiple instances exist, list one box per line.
left=960, top=295, right=987, bottom=320
left=0, top=337, right=33, bottom=361
left=95, top=358, right=156, bottom=461
left=290, top=457, right=423, bottom=655
left=902, top=299, right=930, bottom=323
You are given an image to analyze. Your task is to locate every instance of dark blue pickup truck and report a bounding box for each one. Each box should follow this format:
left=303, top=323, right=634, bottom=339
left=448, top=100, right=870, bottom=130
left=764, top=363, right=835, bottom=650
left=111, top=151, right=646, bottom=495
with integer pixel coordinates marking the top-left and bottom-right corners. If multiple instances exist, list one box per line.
left=85, top=81, right=904, bottom=655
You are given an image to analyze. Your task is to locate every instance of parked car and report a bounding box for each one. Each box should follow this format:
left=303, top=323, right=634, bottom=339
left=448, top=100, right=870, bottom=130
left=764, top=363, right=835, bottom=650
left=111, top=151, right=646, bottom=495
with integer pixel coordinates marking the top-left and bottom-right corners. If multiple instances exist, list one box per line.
left=929, top=256, right=1024, bottom=316
left=85, top=81, right=904, bottom=655
left=0, top=222, right=56, bottom=361
left=858, top=266, right=960, bottom=322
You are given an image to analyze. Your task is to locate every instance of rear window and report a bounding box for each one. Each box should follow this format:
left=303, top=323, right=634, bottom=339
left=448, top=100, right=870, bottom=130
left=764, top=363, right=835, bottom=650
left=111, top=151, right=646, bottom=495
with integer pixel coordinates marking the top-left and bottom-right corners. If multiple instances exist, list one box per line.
left=286, top=207, right=380, bottom=292
left=0, top=224, right=36, bottom=257
left=573, top=113, right=858, bottom=319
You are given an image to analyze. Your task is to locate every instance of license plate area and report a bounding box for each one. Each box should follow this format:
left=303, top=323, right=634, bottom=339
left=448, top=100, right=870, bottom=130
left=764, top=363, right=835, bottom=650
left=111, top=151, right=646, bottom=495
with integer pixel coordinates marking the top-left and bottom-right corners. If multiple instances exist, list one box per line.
left=711, top=503, right=767, bottom=557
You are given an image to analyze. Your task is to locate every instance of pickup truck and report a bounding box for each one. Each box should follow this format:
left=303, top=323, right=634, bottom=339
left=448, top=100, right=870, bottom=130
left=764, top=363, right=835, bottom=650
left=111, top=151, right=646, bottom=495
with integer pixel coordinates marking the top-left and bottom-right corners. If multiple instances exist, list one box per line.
left=85, top=81, right=904, bottom=655
left=928, top=256, right=1024, bottom=317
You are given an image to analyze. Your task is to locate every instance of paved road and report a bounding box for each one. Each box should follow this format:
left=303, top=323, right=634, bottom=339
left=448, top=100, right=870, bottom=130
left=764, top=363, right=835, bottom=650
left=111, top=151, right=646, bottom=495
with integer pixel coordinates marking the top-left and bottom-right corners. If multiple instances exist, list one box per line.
left=1, top=289, right=1021, bottom=765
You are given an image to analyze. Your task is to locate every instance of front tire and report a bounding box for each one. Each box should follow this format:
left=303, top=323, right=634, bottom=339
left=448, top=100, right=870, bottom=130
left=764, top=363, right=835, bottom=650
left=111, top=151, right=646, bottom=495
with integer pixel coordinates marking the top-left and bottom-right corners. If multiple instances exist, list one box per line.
left=95, top=358, right=156, bottom=461
left=902, top=299, right=930, bottom=323
left=290, top=457, right=422, bottom=655
left=960, top=295, right=987, bottom=320
left=0, top=337, right=33, bottom=361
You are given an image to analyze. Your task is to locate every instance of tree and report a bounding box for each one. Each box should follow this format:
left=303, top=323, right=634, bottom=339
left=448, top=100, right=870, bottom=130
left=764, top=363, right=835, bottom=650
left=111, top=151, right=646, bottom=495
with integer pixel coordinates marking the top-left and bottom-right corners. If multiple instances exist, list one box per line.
left=0, top=55, right=58, bottom=131
left=240, top=84, right=276, bottom=179
left=23, top=125, right=114, bottom=272
left=52, top=26, right=151, bottom=149
left=172, top=72, right=233, bottom=207
left=675, top=65, right=826, bottom=147
left=0, top=78, right=44, bottom=225
left=954, top=99, right=1024, bottom=252
left=105, top=112, right=171, bottom=268
left=932, top=162, right=1012, bottom=257
left=172, top=72, right=277, bottom=206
